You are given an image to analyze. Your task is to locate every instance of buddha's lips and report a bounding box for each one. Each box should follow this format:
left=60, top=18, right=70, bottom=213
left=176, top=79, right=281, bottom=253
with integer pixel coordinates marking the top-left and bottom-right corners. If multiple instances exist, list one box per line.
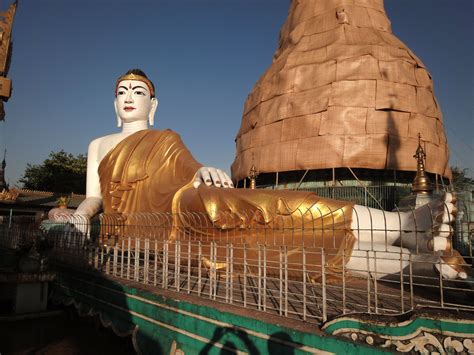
left=124, top=107, right=135, bottom=111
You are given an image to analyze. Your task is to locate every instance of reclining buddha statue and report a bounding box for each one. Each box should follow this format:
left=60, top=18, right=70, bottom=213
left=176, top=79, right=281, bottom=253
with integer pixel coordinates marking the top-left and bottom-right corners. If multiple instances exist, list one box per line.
left=52, top=69, right=467, bottom=281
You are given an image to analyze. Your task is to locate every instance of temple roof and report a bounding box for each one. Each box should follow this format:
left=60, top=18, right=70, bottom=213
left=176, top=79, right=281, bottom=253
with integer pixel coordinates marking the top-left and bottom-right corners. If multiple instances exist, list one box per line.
left=0, top=189, right=85, bottom=212
left=232, top=0, right=450, bottom=181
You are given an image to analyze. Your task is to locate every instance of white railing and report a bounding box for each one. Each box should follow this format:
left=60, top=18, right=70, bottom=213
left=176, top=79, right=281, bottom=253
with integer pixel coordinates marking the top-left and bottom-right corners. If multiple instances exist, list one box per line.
left=13, top=200, right=468, bottom=324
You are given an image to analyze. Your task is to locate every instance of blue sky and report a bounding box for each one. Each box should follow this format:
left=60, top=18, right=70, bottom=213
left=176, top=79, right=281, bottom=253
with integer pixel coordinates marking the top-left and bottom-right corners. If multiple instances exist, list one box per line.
left=0, top=0, right=472, bottom=186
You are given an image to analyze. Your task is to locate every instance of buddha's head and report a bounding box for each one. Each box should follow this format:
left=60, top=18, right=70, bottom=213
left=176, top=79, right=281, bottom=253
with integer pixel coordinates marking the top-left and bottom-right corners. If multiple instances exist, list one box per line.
left=114, top=69, right=158, bottom=127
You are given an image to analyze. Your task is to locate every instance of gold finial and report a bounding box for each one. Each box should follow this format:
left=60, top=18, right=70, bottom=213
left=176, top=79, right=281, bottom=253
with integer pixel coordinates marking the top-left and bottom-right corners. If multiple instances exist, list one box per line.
left=0, top=187, right=18, bottom=201
left=248, top=154, right=259, bottom=189
left=412, top=133, right=433, bottom=195
left=57, top=196, right=70, bottom=209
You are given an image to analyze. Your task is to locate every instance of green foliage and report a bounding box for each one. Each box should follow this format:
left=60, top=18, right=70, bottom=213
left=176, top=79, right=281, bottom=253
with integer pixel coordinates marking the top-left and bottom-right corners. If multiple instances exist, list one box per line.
left=19, top=150, right=87, bottom=194
left=450, top=166, right=474, bottom=192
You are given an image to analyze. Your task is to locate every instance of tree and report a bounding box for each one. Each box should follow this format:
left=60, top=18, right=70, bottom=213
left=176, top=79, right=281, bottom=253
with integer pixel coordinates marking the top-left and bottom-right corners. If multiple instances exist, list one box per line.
left=19, top=150, right=87, bottom=194
left=450, top=166, right=474, bottom=192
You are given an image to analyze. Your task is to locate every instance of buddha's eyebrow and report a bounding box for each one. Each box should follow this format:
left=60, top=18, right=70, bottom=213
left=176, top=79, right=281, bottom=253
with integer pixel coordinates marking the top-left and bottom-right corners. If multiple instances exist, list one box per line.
left=132, top=85, right=148, bottom=91
left=118, top=85, right=128, bottom=91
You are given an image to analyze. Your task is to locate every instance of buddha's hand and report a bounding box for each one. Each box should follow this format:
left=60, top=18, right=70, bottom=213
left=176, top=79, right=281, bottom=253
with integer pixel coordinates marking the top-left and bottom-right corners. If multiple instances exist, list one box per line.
left=68, top=214, right=91, bottom=235
left=48, top=211, right=89, bottom=234
left=50, top=213, right=90, bottom=236
left=56, top=215, right=90, bottom=250
left=48, top=207, right=76, bottom=223
left=63, top=196, right=101, bottom=236
left=43, top=212, right=90, bottom=248
left=194, top=167, right=234, bottom=189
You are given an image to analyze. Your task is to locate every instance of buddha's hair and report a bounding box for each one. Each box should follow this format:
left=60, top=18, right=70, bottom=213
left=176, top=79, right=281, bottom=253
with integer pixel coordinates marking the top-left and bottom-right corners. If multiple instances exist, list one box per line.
left=125, top=68, right=149, bottom=79
left=117, top=68, right=156, bottom=98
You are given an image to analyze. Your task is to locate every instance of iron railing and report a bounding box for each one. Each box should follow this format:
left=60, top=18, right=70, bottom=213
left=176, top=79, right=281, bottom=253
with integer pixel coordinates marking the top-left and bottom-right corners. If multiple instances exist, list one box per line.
left=258, top=183, right=413, bottom=211
left=1, top=200, right=473, bottom=325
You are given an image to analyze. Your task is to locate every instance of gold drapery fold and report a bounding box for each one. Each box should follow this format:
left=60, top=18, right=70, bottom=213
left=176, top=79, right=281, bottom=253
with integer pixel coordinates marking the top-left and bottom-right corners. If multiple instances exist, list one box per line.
left=99, top=129, right=202, bottom=214
left=98, top=129, right=355, bottom=272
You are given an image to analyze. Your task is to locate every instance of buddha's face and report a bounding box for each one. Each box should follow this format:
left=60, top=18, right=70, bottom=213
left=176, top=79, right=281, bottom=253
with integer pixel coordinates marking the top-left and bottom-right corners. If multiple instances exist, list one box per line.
left=115, top=79, right=154, bottom=123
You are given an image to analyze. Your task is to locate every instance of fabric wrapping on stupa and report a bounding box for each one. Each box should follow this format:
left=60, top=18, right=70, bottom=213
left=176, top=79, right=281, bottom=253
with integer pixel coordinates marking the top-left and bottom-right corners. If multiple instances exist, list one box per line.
left=232, top=0, right=450, bottom=181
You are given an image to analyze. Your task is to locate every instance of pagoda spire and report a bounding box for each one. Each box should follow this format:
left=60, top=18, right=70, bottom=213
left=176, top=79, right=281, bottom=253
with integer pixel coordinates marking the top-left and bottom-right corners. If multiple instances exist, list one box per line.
left=0, top=149, right=7, bottom=190
left=247, top=153, right=259, bottom=189
left=412, top=134, right=433, bottom=195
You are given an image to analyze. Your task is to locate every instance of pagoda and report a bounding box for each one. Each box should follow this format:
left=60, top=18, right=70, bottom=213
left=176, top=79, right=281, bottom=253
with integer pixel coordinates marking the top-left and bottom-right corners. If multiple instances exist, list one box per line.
left=232, top=0, right=450, bottom=208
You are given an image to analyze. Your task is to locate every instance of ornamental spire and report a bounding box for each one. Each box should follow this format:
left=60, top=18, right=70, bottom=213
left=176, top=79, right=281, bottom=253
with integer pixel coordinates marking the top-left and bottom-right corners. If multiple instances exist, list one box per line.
left=412, top=133, right=433, bottom=195
left=0, top=149, right=7, bottom=190
left=248, top=153, right=259, bottom=189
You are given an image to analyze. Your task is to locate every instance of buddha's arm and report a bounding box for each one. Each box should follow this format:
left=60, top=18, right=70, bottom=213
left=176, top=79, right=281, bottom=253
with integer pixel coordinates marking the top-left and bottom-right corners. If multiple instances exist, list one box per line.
left=162, top=130, right=233, bottom=189
left=74, top=139, right=103, bottom=218
left=74, top=197, right=102, bottom=219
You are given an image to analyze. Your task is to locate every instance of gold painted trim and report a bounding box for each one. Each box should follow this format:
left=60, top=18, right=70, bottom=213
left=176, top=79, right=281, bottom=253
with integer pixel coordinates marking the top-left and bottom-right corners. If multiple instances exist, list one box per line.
left=116, top=73, right=155, bottom=97
left=324, top=315, right=474, bottom=329
left=329, top=326, right=474, bottom=341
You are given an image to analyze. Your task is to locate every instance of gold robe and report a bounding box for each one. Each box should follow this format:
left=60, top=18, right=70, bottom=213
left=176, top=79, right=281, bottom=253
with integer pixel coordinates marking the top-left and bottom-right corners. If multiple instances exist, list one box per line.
left=99, top=129, right=202, bottom=214
left=98, top=129, right=356, bottom=274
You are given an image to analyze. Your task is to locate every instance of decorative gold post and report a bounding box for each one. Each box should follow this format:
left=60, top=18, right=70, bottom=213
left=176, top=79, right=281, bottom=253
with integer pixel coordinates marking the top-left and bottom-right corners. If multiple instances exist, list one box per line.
left=412, top=133, right=433, bottom=195
left=248, top=163, right=259, bottom=190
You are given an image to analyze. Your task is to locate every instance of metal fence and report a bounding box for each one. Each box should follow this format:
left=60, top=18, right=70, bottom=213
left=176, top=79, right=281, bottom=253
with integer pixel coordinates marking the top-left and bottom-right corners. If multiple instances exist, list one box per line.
left=1, top=199, right=473, bottom=324
left=302, top=185, right=411, bottom=210
left=258, top=183, right=413, bottom=211
left=0, top=215, right=37, bottom=249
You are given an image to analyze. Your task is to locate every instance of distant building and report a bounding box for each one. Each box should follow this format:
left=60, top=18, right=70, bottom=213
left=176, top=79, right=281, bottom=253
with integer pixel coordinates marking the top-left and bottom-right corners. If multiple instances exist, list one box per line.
left=0, top=189, right=85, bottom=219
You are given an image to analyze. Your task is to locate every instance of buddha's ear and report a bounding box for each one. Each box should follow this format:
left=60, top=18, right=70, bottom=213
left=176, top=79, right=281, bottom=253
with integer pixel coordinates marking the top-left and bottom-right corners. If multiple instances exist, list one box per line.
left=114, top=98, right=122, bottom=127
left=149, top=98, right=158, bottom=126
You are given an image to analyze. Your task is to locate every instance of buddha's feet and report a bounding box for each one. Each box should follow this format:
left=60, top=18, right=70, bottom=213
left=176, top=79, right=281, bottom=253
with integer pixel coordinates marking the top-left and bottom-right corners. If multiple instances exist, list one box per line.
left=408, top=193, right=468, bottom=280
left=435, top=249, right=468, bottom=280
left=402, top=192, right=456, bottom=253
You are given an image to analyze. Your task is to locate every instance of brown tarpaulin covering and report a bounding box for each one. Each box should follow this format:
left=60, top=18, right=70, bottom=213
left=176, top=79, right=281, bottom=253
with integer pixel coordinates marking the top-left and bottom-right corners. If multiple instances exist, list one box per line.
left=232, top=0, right=451, bottom=181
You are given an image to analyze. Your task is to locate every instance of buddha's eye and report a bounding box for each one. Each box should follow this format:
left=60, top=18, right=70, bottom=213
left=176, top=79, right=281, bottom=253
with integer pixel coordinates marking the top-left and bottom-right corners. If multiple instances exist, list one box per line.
left=117, top=90, right=126, bottom=95
left=135, top=91, right=146, bottom=96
